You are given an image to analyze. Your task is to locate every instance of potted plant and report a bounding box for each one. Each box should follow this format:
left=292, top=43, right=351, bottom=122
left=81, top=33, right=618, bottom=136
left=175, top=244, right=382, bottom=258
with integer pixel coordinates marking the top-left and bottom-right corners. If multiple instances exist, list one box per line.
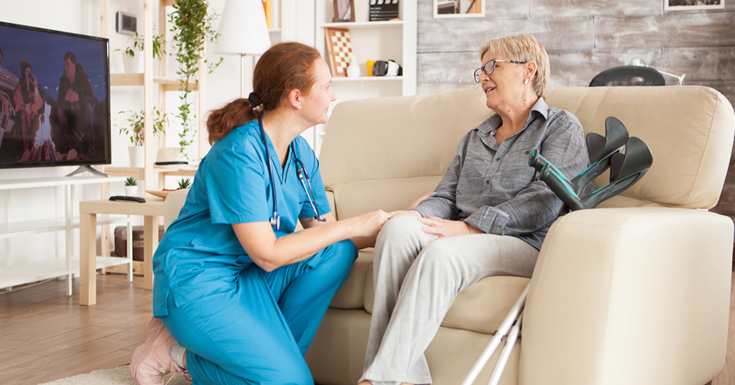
left=163, top=177, right=192, bottom=192
left=124, top=177, right=138, bottom=197
left=116, top=28, right=166, bottom=73
left=117, top=107, right=167, bottom=168
left=168, top=0, right=222, bottom=158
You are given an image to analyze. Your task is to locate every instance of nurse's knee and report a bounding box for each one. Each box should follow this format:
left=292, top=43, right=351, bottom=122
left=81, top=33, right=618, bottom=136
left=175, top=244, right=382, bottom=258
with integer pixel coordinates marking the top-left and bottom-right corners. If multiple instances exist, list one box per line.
left=270, top=359, right=314, bottom=385
left=323, top=239, right=358, bottom=272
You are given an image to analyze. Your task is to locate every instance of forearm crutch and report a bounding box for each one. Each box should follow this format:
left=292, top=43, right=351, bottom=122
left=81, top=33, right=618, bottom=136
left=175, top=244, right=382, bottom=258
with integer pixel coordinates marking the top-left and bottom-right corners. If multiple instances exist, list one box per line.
left=461, top=116, right=653, bottom=385
left=460, top=284, right=529, bottom=385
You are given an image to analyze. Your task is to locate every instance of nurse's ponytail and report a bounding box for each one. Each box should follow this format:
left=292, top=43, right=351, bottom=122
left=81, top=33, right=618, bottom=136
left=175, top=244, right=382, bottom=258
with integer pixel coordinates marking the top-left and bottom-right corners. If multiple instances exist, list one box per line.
left=206, top=42, right=322, bottom=144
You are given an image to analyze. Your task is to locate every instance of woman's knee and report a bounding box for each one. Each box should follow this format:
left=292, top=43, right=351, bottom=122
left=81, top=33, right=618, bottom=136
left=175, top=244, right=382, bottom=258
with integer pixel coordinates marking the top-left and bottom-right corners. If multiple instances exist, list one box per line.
left=376, top=215, right=424, bottom=245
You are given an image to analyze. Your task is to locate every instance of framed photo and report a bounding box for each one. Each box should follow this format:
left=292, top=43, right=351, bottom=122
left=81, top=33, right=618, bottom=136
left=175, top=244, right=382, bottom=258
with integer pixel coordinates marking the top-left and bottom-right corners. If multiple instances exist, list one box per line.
left=434, top=0, right=484, bottom=18
left=333, top=0, right=355, bottom=22
left=665, top=0, right=724, bottom=11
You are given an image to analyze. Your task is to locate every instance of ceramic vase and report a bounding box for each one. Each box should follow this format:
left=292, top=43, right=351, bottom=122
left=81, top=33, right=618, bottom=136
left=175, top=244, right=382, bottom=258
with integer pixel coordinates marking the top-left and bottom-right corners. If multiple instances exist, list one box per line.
left=128, top=146, right=144, bottom=168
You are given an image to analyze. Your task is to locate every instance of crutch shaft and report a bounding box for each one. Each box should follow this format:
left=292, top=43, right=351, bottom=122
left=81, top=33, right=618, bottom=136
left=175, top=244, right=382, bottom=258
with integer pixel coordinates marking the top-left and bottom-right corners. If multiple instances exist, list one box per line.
left=460, top=284, right=529, bottom=385
left=487, top=314, right=523, bottom=385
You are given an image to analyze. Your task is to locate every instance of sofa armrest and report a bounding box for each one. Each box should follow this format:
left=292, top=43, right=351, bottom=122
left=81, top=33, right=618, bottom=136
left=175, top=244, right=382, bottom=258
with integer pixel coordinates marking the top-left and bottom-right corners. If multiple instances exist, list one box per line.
left=520, top=207, right=733, bottom=385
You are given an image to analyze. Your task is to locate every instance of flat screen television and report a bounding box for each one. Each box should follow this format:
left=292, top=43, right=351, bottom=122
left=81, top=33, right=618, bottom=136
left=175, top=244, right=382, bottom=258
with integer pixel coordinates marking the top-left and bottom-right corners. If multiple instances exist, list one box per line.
left=0, top=21, right=110, bottom=176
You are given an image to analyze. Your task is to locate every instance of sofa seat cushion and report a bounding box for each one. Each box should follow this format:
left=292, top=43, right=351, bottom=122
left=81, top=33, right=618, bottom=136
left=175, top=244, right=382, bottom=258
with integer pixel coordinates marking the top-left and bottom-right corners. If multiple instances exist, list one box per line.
left=330, top=249, right=374, bottom=309
left=362, top=258, right=529, bottom=334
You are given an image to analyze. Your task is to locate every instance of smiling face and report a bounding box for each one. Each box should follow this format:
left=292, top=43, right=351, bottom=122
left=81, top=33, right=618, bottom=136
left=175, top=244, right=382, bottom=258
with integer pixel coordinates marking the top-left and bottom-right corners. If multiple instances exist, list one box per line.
left=479, top=52, right=528, bottom=112
left=299, top=59, right=337, bottom=126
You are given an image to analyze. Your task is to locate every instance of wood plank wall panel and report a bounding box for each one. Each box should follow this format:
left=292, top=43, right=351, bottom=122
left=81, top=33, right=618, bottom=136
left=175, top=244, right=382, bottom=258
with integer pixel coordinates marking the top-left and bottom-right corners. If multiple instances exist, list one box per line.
left=416, top=0, right=735, bottom=216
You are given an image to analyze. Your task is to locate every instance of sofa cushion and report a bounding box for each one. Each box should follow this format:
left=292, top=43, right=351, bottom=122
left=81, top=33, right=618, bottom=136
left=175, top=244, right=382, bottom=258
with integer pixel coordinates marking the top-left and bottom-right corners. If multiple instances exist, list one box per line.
left=363, top=261, right=529, bottom=334
left=330, top=249, right=374, bottom=309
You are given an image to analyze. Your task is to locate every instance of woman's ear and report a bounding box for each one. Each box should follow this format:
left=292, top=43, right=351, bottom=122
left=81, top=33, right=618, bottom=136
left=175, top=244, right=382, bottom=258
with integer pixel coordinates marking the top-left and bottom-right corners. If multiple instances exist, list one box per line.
left=524, top=61, right=538, bottom=81
left=288, top=89, right=302, bottom=109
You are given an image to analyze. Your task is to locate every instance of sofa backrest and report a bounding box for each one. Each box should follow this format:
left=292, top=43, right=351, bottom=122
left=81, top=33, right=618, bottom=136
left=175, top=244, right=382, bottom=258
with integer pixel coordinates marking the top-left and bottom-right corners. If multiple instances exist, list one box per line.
left=319, top=85, right=734, bottom=219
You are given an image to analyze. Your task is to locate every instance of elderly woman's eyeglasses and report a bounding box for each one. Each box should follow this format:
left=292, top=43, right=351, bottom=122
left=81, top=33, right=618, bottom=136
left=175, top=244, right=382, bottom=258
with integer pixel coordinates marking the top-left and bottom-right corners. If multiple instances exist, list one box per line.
left=474, top=60, right=527, bottom=83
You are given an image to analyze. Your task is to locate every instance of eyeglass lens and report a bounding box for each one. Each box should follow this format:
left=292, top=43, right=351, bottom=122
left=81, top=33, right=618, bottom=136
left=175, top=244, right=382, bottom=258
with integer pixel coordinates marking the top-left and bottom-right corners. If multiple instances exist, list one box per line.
left=474, top=60, right=497, bottom=83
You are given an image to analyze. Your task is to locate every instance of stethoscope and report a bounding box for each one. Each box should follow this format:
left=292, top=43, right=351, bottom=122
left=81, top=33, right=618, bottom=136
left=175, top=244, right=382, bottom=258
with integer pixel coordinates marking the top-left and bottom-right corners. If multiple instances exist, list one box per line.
left=258, top=113, right=325, bottom=230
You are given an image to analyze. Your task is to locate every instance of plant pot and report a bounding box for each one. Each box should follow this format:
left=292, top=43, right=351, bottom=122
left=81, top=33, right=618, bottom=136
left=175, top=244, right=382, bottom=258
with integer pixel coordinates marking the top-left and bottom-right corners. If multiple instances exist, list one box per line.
left=124, top=185, right=138, bottom=197
left=122, top=52, right=142, bottom=74
left=128, top=146, right=144, bottom=168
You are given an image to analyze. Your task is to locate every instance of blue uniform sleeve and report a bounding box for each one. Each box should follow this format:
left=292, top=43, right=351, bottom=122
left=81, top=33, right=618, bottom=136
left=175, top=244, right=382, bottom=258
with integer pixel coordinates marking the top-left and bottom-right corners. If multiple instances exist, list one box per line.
left=295, top=137, right=331, bottom=218
left=206, top=137, right=271, bottom=224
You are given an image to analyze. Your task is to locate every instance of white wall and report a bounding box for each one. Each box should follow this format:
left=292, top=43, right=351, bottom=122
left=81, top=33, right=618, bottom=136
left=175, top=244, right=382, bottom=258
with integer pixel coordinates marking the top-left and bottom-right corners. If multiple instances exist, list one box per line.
left=0, top=0, right=247, bottom=267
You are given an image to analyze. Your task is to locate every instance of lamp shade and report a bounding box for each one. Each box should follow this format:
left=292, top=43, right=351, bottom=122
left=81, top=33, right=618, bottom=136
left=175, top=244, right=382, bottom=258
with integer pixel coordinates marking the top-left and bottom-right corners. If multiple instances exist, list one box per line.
left=215, top=0, right=272, bottom=56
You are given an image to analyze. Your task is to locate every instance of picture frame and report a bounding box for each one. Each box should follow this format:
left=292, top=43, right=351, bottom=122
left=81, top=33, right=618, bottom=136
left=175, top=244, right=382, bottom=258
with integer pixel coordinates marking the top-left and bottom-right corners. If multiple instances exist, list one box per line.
left=433, top=0, right=484, bottom=18
left=333, top=0, right=355, bottom=22
left=665, top=0, right=724, bottom=11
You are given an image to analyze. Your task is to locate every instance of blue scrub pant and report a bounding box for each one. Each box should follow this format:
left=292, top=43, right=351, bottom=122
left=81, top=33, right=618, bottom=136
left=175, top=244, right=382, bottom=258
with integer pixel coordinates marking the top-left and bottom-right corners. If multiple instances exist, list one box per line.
left=160, top=240, right=357, bottom=385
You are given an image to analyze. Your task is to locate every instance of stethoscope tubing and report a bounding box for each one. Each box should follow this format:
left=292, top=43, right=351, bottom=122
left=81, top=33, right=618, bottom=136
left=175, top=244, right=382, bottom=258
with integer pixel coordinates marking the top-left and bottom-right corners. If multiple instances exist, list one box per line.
left=258, top=113, right=325, bottom=230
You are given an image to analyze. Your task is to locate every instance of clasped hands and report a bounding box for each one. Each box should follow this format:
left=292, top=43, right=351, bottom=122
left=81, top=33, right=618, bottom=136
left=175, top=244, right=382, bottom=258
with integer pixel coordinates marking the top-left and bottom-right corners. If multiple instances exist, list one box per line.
left=366, top=190, right=482, bottom=242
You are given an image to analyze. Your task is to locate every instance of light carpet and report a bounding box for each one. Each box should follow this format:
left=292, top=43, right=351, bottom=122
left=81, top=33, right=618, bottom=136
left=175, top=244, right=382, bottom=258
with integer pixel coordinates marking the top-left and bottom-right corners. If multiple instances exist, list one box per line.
left=38, top=365, right=192, bottom=385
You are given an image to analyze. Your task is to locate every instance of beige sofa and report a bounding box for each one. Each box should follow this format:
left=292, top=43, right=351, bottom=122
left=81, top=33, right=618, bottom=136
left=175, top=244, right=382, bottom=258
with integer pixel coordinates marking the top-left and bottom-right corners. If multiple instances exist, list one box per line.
left=164, top=85, right=735, bottom=385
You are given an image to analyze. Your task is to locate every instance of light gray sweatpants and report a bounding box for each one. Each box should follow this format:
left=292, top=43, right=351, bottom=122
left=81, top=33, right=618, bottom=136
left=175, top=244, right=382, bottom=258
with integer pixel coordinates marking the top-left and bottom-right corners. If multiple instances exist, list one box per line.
left=360, top=216, right=539, bottom=385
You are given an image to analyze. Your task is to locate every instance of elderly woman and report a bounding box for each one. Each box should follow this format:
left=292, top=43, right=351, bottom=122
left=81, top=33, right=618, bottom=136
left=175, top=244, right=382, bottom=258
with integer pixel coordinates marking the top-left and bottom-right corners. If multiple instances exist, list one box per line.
left=359, top=34, right=590, bottom=385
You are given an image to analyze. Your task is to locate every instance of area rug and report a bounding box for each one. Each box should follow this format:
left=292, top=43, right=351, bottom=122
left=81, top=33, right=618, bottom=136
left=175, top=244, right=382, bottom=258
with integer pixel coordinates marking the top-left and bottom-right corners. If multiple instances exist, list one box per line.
left=38, top=365, right=192, bottom=385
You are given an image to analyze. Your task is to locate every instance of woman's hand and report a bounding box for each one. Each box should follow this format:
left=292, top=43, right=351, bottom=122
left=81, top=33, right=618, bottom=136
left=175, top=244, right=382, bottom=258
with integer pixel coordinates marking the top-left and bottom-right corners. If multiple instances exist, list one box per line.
left=419, top=216, right=482, bottom=240
left=407, top=190, right=435, bottom=210
left=350, top=210, right=393, bottom=238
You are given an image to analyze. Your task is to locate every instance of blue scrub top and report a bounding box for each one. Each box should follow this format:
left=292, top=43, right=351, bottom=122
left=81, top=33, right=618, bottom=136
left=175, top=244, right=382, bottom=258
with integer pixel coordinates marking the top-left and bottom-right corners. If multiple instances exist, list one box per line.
left=152, top=119, right=331, bottom=317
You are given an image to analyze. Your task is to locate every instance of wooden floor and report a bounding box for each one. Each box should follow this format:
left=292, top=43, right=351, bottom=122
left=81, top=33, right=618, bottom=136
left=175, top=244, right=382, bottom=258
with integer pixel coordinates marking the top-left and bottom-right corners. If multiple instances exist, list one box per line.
left=0, top=272, right=733, bottom=385
left=0, top=274, right=152, bottom=385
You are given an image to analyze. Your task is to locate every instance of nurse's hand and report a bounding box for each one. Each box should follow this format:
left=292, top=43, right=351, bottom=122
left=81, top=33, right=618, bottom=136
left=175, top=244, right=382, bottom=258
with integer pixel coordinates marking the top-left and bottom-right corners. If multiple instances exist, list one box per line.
left=350, top=210, right=393, bottom=238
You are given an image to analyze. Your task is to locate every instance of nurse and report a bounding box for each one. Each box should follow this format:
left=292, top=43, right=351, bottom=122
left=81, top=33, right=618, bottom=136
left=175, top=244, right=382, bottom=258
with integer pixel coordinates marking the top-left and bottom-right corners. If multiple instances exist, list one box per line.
left=130, top=42, right=392, bottom=385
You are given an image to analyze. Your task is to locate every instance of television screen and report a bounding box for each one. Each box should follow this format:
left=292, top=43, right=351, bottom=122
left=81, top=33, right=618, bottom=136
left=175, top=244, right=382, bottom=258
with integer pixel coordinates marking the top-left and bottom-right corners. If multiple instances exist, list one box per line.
left=0, top=21, right=110, bottom=169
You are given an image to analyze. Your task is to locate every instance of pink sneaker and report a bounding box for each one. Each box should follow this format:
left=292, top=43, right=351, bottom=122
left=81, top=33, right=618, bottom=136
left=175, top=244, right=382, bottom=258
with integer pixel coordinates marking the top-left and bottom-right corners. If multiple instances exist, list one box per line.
left=130, top=318, right=184, bottom=385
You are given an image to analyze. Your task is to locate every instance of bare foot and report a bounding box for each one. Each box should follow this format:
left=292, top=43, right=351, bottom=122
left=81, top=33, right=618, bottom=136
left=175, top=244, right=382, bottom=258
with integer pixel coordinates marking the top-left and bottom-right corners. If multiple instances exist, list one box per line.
left=358, top=382, right=372, bottom=385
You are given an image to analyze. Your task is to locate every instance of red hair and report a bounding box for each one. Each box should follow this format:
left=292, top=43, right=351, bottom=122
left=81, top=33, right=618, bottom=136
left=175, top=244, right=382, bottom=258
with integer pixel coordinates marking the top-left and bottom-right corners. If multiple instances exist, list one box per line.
left=207, top=42, right=322, bottom=144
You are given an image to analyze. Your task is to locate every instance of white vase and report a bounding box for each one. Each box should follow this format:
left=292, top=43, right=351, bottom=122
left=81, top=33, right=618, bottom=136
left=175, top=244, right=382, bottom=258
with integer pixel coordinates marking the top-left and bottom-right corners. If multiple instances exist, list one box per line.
left=128, top=146, right=144, bottom=168
left=347, top=56, right=361, bottom=78
left=121, top=51, right=142, bottom=73
left=124, top=185, right=138, bottom=197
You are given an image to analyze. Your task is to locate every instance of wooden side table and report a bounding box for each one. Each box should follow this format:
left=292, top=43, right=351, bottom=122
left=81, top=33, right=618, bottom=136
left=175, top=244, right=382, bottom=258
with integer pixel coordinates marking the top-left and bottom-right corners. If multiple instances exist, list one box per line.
left=79, top=198, right=165, bottom=306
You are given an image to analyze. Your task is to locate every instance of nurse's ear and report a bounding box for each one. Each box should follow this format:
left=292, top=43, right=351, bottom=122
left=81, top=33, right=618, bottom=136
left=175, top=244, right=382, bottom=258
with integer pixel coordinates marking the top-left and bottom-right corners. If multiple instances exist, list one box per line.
left=288, top=89, right=303, bottom=110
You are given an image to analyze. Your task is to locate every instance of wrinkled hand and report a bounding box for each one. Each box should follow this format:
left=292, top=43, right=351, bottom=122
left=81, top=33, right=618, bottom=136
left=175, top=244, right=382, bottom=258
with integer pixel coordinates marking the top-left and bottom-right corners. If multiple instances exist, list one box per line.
left=65, top=89, right=79, bottom=103
left=418, top=216, right=481, bottom=241
left=352, top=210, right=393, bottom=238
left=407, top=190, right=435, bottom=210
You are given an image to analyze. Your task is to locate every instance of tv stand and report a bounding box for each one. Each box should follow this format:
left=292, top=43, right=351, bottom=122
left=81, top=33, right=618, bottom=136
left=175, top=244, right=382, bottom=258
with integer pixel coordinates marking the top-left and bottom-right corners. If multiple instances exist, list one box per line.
left=66, top=165, right=109, bottom=178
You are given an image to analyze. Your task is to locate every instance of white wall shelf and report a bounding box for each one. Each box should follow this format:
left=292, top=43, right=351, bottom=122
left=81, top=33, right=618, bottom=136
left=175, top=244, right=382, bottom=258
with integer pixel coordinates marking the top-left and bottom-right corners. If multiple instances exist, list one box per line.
left=320, top=20, right=403, bottom=29
left=0, top=176, right=131, bottom=294
left=0, top=256, right=132, bottom=291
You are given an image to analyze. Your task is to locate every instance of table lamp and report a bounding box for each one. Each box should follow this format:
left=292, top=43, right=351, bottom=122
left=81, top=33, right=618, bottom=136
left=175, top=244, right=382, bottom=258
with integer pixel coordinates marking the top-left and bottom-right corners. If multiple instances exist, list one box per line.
left=215, top=0, right=272, bottom=97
